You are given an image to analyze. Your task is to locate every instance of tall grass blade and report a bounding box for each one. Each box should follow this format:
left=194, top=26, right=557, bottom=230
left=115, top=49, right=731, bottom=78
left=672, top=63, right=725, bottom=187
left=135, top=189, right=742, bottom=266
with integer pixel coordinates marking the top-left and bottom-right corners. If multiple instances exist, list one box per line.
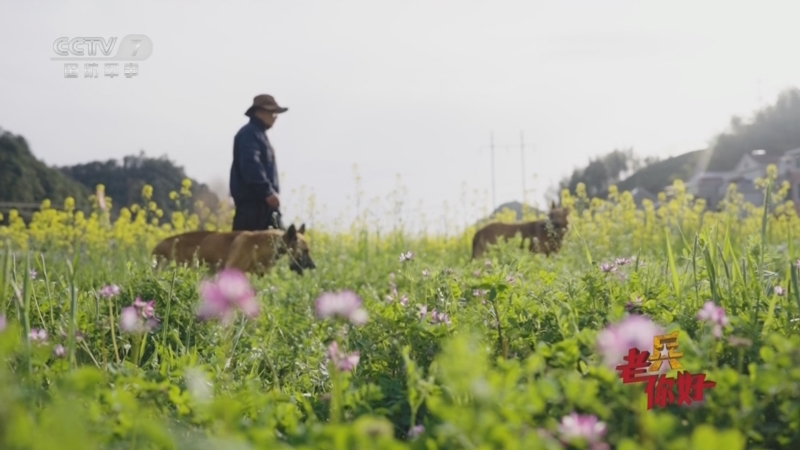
left=665, top=228, right=681, bottom=299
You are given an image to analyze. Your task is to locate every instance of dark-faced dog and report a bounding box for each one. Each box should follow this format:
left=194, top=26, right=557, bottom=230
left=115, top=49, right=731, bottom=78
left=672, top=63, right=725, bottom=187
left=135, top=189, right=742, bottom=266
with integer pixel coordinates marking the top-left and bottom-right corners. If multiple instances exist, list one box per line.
left=471, top=201, right=570, bottom=259
left=223, top=223, right=315, bottom=275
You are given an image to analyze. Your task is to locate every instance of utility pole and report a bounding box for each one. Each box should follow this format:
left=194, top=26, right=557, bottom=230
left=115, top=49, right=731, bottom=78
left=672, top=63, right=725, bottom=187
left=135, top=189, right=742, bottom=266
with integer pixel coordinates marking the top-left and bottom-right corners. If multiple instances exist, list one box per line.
left=478, top=133, right=536, bottom=213
left=520, top=130, right=526, bottom=216
left=491, top=131, right=496, bottom=210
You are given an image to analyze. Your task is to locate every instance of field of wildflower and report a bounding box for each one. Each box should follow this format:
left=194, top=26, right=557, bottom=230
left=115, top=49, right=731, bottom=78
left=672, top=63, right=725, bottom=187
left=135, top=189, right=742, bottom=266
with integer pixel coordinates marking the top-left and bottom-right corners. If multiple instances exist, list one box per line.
left=1, top=168, right=800, bottom=450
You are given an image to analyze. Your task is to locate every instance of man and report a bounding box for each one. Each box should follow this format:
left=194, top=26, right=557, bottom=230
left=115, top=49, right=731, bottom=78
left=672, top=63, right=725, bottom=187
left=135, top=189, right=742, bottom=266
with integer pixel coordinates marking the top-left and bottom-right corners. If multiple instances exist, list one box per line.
left=229, top=94, right=288, bottom=231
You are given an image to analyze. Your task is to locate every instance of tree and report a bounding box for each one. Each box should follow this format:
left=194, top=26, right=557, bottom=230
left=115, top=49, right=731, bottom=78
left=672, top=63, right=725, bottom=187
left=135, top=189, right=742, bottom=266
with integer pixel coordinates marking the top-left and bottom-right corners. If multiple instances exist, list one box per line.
left=58, top=151, right=220, bottom=217
left=557, top=147, right=645, bottom=198
left=706, top=88, right=800, bottom=171
left=0, top=129, right=90, bottom=207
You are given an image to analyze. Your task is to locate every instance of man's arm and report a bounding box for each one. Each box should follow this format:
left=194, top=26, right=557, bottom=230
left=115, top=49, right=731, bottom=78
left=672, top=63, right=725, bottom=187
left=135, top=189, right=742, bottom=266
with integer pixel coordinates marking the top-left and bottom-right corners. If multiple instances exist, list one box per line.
left=236, top=131, right=276, bottom=199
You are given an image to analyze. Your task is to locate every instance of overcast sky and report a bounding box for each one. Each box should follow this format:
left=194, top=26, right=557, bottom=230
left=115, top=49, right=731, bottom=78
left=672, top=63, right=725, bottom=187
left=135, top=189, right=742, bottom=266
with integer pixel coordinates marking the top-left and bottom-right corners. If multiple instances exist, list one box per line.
left=2, top=0, right=799, bottom=233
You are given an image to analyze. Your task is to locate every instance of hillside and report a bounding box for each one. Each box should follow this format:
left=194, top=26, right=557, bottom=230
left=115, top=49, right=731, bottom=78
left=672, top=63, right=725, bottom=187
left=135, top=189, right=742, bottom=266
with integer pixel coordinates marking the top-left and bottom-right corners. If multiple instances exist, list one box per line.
left=0, top=128, right=91, bottom=209
left=0, top=126, right=220, bottom=223
left=613, top=149, right=703, bottom=195
left=490, top=201, right=542, bottom=219
left=58, top=151, right=221, bottom=218
left=474, top=201, right=543, bottom=226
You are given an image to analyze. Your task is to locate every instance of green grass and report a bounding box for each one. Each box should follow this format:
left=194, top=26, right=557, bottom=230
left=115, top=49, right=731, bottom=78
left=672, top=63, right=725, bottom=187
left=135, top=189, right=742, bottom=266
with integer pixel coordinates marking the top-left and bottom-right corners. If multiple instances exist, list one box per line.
left=0, top=182, right=799, bottom=450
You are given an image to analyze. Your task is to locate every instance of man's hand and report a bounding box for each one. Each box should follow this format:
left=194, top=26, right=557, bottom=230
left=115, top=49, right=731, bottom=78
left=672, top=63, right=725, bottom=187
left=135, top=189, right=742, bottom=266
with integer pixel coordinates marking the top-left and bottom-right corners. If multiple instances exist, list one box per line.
left=266, top=194, right=280, bottom=208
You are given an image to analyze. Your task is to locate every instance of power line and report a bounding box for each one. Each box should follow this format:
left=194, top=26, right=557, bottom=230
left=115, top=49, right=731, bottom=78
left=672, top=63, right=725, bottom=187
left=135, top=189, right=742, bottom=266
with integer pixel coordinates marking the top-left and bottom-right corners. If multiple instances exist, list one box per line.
left=479, top=131, right=537, bottom=210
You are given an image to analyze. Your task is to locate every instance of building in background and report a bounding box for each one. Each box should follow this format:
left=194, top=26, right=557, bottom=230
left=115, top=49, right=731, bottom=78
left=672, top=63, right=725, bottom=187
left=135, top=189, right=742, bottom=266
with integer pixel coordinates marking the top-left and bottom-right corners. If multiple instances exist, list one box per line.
left=686, top=148, right=800, bottom=213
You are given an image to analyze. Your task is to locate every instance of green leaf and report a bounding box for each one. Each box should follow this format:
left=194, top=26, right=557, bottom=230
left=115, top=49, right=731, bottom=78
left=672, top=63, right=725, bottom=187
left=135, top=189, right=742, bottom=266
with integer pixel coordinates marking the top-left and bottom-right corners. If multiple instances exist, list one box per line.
left=759, top=346, right=775, bottom=363
left=690, top=424, right=718, bottom=450
left=717, top=429, right=746, bottom=450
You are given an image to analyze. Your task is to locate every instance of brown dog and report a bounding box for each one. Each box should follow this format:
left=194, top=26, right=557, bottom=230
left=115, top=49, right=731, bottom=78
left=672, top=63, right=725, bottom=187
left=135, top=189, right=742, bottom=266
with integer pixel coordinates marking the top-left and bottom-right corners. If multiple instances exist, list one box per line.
left=194, top=231, right=246, bottom=270
left=223, top=224, right=315, bottom=275
left=151, top=224, right=315, bottom=276
left=151, top=230, right=217, bottom=269
left=471, top=201, right=570, bottom=259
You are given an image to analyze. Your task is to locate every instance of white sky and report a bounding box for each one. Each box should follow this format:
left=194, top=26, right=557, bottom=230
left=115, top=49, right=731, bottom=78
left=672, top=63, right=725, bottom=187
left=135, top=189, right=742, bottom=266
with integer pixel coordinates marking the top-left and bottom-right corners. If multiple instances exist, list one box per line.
left=1, top=0, right=799, bottom=234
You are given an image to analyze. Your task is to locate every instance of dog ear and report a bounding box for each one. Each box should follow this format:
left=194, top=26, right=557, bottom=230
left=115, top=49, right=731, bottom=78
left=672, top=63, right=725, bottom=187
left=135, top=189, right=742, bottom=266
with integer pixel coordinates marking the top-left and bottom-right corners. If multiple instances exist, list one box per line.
left=284, top=224, right=297, bottom=243
left=298, top=223, right=306, bottom=234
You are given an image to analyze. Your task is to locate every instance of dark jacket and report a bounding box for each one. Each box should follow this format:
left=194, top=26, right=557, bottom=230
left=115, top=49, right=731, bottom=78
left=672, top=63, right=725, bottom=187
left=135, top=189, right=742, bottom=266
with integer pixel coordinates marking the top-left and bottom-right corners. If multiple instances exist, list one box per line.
left=229, top=117, right=279, bottom=203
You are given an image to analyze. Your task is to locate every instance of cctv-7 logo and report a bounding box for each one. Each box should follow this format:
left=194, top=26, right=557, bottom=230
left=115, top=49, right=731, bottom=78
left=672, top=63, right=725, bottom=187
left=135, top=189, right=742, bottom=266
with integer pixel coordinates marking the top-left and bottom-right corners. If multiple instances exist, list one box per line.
left=130, top=39, right=141, bottom=57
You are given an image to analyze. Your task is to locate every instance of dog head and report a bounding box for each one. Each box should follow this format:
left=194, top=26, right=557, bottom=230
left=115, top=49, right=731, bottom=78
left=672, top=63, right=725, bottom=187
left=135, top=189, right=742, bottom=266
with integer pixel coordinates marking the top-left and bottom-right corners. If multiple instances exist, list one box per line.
left=548, top=200, right=570, bottom=231
left=283, top=223, right=316, bottom=275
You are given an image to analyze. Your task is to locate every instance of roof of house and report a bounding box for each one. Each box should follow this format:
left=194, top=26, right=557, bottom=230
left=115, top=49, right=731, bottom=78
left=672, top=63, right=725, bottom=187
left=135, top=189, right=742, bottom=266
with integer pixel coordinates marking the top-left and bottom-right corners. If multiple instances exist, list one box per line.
left=630, top=187, right=656, bottom=199
left=744, top=150, right=781, bottom=165
left=697, top=174, right=727, bottom=181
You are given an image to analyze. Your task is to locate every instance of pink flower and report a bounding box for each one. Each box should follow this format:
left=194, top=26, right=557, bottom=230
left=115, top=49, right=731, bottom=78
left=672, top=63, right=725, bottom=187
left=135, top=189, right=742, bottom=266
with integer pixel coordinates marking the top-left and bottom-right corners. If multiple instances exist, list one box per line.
left=119, top=297, right=159, bottom=333
left=418, top=305, right=428, bottom=319
left=119, top=305, right=158, bottom=334
left=99, top=284, right=120, bottom=298
left=29, top=269, right=37, bottom=280
left=198, top=269, right=259, bottom=325
left=557, top=413, right=607, bottom=445
left=385, top=288, right=407, bottom=306
left=625, top=296, right=643, bottom=310
left=596, top=314, right=664, bottom=369
left=326, top=341, right=360, bottom=372
left=429, top=309, right=451, bottom=326
left=133, top=297, right=156, bottom=319
left=774, top=286, right=785, bottom=296
left=599, top=263, right=616, bottom=273
left=399, top=251, right=414, bottom=262
left=28, top=328, right=48, bottom=343
left=119, top=307, right=139, bottom=332
left=614, top=258, right=631, bottom=266
left=484, top=259, right=492, bottom=268
left=53, top=344, right=66, bottom=358
left=315, top=290, right=368, bottom=326
left=59, top=328, right=85, bottom=343
left=421, top=268, right=430, bottom=278
left=408, top=425, right=425, bottom=439
left=697, top=301, right=728, bottom=338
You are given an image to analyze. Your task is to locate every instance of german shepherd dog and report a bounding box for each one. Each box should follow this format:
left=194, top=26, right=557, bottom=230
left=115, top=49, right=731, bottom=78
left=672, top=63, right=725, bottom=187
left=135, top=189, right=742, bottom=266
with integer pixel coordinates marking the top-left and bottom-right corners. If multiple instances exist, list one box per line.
left=471, top=201, right=570, bottom=259
left=222, top=224, right=315, bottom=275
left=151, top=224, right=315, bottom=275
left=151, top=230, right=218, bottom=269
